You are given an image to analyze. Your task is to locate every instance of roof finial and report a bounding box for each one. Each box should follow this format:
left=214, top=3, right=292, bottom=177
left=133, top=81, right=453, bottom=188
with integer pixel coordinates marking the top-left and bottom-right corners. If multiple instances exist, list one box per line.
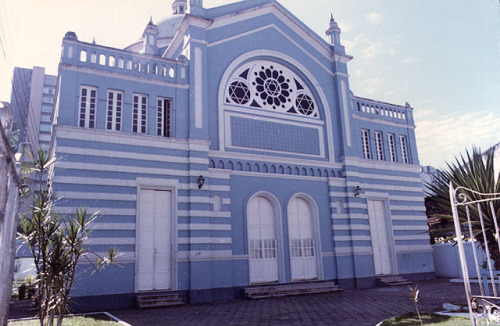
left=92, top=36, right=96, bottom=44
left=149, top=15, right=153, bottom=24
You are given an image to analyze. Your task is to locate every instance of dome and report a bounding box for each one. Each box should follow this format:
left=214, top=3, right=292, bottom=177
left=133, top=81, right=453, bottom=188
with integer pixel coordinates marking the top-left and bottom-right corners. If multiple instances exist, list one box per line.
left=124, top=14, right=185, bottom=54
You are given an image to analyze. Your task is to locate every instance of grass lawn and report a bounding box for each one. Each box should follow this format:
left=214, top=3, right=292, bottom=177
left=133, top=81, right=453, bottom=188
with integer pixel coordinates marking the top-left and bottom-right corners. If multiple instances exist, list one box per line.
left=380, top=312, right=472, bottom=326
left=8, top=314, right=120, bottom=326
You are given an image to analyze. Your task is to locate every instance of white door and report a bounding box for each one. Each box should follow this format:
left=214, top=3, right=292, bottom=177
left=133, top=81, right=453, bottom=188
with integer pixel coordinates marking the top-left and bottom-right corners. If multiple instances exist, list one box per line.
left=367, top=200, right=393, bottom=275
left=137, top=189, right=172, bottom=291
left=288, top=197, right=317, bottom=281
left=247, top=196, right=279, bottom=284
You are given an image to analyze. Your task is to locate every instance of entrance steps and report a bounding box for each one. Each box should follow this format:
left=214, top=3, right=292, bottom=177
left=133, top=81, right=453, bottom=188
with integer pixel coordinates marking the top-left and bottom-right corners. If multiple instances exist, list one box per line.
left=136, top=291, right=184, bottom=309
left=377, top=275, right=412, bottom=287
left=244, top=281, right=342, bottom=299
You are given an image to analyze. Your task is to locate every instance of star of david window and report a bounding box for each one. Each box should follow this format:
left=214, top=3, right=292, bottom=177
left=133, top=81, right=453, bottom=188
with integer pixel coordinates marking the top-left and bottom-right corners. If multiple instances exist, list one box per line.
left=225, top=61, right=319, bottom=118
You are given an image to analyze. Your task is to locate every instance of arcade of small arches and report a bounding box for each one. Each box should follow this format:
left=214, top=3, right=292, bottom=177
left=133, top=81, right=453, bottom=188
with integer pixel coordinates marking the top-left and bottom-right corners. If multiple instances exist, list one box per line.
left=208, top=159, right=343, bottom=178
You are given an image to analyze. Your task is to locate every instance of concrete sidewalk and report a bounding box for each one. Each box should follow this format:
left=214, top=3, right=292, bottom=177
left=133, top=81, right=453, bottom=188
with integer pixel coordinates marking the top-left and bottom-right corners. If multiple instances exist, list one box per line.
left=9, top=278, right=470, bottom=325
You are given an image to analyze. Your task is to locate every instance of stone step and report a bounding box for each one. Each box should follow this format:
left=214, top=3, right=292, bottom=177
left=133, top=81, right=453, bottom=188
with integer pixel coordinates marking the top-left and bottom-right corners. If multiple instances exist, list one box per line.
left=244, top=281, right=342, bottom=299
left=377, top=275, right=412, bottom=287
left=136, top=291, right=184, bottom=309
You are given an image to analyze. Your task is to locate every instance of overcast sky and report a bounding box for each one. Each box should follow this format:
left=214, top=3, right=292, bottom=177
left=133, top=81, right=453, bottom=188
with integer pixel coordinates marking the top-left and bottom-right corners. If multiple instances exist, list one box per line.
left=0, top=0, right=499, bottom=168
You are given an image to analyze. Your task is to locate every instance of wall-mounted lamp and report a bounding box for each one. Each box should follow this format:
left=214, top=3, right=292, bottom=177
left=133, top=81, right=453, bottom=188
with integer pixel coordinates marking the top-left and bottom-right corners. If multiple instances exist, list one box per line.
left=198, top=175, right=205, bottom=189
left=353, top=185, right=362, bottom=197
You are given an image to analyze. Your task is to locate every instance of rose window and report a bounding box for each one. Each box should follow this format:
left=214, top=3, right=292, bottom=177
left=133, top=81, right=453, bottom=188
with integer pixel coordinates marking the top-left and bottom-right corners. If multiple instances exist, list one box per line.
left=225, top=61, right=318, bottom=118
left=254, top=66, right=291, bottom=109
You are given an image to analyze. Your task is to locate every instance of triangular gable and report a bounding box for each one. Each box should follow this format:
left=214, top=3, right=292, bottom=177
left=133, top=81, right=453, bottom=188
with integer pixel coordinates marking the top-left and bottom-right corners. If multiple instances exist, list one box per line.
left=163, top=0, right=352, bottom=64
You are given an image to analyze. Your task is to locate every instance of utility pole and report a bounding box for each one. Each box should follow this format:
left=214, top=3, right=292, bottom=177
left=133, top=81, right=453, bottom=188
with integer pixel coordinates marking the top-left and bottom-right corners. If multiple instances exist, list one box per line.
left=0, top=102, right=21, bottom=326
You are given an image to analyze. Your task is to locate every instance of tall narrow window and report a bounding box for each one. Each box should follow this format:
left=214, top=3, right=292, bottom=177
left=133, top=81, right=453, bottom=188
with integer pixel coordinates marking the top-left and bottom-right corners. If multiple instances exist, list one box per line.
left=374, top=131, right=384, bottom=160
left=388, top=133, right=397, bottom=162
left=79, top=86, right=97, bottom=128
left=133, top=94, right=148, bottom=133
left=361, top=129, right=371, bottom=159
left=399, top=135, right=409, bottom=163
left=107, top=90, right=123, bottom=131
left=157, top=97, right=172, bottom=137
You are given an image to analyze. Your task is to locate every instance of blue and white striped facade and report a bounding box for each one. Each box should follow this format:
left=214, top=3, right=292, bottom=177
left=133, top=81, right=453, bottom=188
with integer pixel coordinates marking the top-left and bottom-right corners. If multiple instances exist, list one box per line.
left=50, top=0, right=433, bottom=308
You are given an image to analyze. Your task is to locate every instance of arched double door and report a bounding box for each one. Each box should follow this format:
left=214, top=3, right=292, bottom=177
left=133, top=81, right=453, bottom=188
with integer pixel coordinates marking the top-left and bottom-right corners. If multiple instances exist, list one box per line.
left=247, top=194, right=320, bottom=284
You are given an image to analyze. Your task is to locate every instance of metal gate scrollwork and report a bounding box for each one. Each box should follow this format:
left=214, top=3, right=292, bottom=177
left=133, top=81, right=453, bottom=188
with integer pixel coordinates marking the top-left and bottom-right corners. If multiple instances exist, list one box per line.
left=450, top=184, right=500, bottom=326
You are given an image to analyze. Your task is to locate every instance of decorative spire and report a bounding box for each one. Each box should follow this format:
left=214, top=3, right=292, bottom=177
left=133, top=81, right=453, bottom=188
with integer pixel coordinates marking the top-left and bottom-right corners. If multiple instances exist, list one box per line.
left=325, top=13, right=341, bottom=46
left=92, top=36, right=96, bottom=45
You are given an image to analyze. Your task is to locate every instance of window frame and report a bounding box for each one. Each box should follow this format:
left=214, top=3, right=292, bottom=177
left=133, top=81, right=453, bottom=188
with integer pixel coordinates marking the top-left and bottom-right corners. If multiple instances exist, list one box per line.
left=106, top=89, right=124, bottom=131
left=132, top=93, right=148, bottom=134
left=361, top=129, right=371, bottom=159
left=387, top=133, right=397, bottom=162
left=374, top=131, right=384, bottom=161
left=157, top=97, right=172, bottom=137
left=79, top=85, right=97, bottom=129
left=399, top=135, right=409, bottom=164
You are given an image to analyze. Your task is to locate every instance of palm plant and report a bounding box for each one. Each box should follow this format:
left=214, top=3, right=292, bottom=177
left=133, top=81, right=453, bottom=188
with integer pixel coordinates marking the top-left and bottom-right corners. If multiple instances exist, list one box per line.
left=426, top=147, right=500, bottom=266
left=17, top=148, right=118, bottom=326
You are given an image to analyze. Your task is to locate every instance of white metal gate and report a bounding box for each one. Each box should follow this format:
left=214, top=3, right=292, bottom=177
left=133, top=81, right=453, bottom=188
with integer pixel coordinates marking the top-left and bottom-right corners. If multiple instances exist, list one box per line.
left=450, top=183, right=500, bottom=325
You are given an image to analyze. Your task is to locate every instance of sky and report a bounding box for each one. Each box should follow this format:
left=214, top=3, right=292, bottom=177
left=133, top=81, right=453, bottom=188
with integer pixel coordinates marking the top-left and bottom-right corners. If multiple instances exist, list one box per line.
left=0, top=0, right=499, bottom=168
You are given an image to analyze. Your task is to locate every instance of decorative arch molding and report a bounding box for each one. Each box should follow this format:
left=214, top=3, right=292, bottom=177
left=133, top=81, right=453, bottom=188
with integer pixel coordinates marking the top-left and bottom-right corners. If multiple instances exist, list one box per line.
left=208, top=158, right=343, bottom=178
left=218, top=50, right=335, bottom=162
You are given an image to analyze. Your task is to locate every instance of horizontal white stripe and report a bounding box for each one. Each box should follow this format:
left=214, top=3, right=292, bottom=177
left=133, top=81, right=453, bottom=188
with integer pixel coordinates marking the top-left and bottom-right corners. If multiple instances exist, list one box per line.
left=60, top=64, right=190, bottom=89
left=177, top=224, right=231, bottom=231
left=344, top=202, right=367, bottom=209
left=333, top=224, right=370, bottom=231
left=391, top=215, right=428, bottom=221
left=329, top=192, right=348, bottom=198
left=393, top=225, right=429, bottom=231
left=177, top=237, right=232, bottom=245
left=347, top=171, right=421, bottom=183
left=55, top=207, right=135, bottom=216
left=54, top=176, right=137, bottom=187
left=344, top=156, right=421, bottom=173
left=55, top=125, right=210, bottom=152
left=208, top=170, right=231, bottom=179
left=346, top=182, right=423, bottom=192
left=177, top=250, right=242, bottom=261
left=395, top=245, right=433, bottom=252
left=333, top=235, right=371, bottom=242
left=391, top=205, right=426, bottom=212
left=394, top=234, right=430, bottom=241
left=178, top=196, right=231, bottom=205
left=57, top=146, right=207, bottom=165
left=58, top=191, right=136, bottom=201
left=334, top=246, right=372, bottom=256
left=91, top=223, right=136, bottom=231
left=86, top=237, right=135, bottom=245
left=177, top=210, right=231, bottom=218
left=353, top=114, right=415, bottom=129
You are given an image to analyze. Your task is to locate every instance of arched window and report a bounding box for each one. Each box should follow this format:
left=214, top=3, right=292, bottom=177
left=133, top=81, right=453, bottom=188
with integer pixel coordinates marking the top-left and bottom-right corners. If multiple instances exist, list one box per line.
left=99, top=54, right=106, bottom=65
left=80, top=50, right=87, bottom=62
left=126, top=60, right=132, bottom=70
left=90, top=52, right=97, bottom=63
left=108, top=56, right=115, bottom=67
left=118, top=57, right=124, bottom=69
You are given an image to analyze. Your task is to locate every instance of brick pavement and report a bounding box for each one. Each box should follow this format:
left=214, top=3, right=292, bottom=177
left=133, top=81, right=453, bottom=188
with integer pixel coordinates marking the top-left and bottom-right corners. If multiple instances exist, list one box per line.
left=9, top=278, right=471, bottom=325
